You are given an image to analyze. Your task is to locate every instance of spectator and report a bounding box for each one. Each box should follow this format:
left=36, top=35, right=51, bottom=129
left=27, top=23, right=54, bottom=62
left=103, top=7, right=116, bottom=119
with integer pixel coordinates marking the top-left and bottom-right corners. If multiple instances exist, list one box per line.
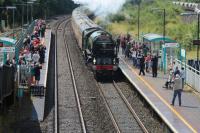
left=152, top=55, right=158, bottom=77
left=145, top=53, right=151, bottom=73
left=139, top=55, right=145, bottom=76
left=172, top=61, right=176, bottom=73
left=131, top=49, right=137, bottom=66
left=41, top=23, right=46, bottom=38
left=125, top=42, right=131, bottom=58
left=121, top=36, right=126, bottom=55
left=32, top=51, right=40, bottom=63
left=34, top=63, right=42, bottom=85
left=171, top=74, right=182, bottom=106
left=180, top=67, right=185, bottom=89
left=163, top=68, right=173, bottom=89
left=116, top=35, right=120, bottom=53
left=39, top=45, right=46, bottom=64
left=174, top=66, right=180, bottom=76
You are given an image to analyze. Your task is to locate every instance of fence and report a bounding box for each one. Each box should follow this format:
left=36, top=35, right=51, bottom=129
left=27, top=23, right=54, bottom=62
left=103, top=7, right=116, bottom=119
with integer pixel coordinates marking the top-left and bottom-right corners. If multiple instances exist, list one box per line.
left=0, top=64, right=15, bottom=103
left=18, top=64, right=32, bottom=87
left=175, top=59, right=200, bottom=92
left=15, top=20, right=36, bottom=63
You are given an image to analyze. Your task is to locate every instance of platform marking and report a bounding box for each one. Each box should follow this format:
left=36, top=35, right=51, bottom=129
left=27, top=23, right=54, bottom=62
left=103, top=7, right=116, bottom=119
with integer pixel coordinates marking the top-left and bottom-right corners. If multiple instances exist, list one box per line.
left=121, top=58, right=197, bottom=133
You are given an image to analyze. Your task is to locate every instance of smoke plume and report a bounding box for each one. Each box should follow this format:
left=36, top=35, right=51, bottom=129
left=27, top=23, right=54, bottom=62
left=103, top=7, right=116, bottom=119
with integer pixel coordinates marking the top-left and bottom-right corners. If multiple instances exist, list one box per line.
left=72, top=0, right=126, bottom=16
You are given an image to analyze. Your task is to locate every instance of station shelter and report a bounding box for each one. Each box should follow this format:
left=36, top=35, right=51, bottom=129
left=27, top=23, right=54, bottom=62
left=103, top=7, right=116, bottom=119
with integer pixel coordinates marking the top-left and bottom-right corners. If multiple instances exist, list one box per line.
left=0, top=37, right=16, bottom=64
left=142, top=33, right=179, bottom=73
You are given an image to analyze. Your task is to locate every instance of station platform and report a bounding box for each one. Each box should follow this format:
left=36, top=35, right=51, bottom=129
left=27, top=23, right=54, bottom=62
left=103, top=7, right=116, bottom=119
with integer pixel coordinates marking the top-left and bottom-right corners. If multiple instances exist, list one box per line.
left=31, top=29, right=52, bottom=121
left=119, top=52, right=200, bottom=133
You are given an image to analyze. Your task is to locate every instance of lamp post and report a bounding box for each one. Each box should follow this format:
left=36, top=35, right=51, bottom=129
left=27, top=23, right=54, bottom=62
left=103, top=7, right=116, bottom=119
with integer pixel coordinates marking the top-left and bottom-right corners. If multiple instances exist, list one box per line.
left=152, top=8, right=166, bottom=73
left=152, top=8, right=166, bottom=43
left=27, top=0, right=38, bottom=22
left=6, top=6, right=17, bottom=39
left=27, top=1, right=33, bottom=22
left=14, top=4, right=26, bottom=29
left=135, top=0, right=141, bottom=40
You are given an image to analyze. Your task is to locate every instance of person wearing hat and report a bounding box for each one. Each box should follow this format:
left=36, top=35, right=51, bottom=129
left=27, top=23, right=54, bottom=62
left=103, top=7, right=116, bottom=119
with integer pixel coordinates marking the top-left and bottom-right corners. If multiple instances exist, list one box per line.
left=171, top=74, right=182, bottom=106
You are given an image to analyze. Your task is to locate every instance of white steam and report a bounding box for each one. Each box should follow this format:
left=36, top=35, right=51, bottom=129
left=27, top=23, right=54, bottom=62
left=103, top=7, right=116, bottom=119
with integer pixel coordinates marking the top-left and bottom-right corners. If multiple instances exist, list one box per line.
left=72, top=0, right=126, bottom=16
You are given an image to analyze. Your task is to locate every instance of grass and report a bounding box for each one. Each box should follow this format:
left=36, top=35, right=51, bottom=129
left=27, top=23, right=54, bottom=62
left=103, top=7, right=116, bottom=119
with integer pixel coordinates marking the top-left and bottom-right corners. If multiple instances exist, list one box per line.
left=187, top=50, right=198, bottom=60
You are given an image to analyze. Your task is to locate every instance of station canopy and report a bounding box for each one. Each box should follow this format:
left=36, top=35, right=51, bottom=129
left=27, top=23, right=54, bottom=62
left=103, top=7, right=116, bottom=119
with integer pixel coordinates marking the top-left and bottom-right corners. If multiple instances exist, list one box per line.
left=0, top=37, right=17, bottom=46
left=143, top=33, right=176, bottom=43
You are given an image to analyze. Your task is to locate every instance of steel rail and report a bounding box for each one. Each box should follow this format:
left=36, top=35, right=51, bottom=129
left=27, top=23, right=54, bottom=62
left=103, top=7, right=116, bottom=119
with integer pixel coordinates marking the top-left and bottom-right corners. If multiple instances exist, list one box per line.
left=113, top=80, right=149, bottom=133
left=54, top=17, right=70, bottom=133
left=97, top=83, right=121, bottom=133
left=63, top=19, right=87, bottom=133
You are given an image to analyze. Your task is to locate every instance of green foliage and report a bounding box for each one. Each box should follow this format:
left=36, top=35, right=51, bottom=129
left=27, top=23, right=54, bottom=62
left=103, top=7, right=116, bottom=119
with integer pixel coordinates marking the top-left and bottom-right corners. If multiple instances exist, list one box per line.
left=109, top=13, right=126, bottom=22
left=106, top=0, right=197, bottom=50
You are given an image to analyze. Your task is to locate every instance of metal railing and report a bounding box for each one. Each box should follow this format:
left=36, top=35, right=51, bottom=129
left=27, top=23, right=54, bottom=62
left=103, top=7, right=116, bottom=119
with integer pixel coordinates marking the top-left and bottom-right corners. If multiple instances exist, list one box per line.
left=175, top=59, right=200, bottom=92
left=18, top=64, right=32, bottom=87
left=15, top=20, right=36, bottom=63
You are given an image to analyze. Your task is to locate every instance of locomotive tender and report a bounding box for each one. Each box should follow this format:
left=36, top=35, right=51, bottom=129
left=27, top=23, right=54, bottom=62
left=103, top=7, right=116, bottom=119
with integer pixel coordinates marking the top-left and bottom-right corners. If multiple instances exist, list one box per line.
left=72, top=7, right=119, bottom=77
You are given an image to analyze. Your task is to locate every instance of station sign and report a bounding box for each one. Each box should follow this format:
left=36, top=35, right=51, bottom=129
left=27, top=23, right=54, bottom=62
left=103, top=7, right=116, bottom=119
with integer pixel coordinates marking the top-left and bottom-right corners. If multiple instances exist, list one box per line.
left=0, top=47, right=15, bottom=53
left=164, top=43, right=179, bottom=48
left=181, top=49, right=186, bottom=58
left=193, top=40, right=200, bottom=45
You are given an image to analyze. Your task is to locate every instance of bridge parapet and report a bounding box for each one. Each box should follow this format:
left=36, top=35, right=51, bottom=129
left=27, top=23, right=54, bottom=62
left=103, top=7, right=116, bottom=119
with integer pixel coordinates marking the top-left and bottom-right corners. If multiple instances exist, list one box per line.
left=173, top=1, right=200, bottom=13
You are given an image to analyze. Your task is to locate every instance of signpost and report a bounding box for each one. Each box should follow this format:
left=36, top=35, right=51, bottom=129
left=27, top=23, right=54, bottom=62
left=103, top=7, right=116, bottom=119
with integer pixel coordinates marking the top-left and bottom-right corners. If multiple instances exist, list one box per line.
left=193, top=40, right=200, bottom=45
left=0, top=47, right=15, bottom=53
left=164, top=43, right=179, bottom=48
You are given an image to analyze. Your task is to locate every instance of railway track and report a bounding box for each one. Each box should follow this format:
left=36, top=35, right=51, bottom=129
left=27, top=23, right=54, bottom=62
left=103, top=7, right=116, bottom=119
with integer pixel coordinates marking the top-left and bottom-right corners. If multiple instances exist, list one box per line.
left=54, top=17, right=86, bottom=133
left=98, top=81, right=149, bottom=133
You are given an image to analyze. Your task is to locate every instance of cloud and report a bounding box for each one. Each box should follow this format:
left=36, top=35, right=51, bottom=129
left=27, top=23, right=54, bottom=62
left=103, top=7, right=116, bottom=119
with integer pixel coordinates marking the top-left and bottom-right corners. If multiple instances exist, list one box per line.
left=72, top=0, right=126, bottom=16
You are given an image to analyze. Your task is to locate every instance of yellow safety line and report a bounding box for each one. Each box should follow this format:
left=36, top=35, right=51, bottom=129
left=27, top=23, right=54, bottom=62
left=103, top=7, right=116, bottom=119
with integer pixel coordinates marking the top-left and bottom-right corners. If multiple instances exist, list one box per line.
left=121, top=59, right=197, bottom=133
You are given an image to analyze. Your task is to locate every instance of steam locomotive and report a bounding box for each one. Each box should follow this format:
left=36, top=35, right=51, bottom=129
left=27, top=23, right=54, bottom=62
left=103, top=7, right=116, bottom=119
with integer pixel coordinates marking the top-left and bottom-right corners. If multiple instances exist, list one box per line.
left=72, top=7, right=119, bottom=78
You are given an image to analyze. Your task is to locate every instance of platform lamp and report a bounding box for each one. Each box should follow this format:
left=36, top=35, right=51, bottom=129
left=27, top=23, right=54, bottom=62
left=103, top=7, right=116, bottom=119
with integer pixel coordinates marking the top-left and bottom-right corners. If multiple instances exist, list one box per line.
left=152, top=8, right=166, bottom=74
left=14, top=3, right=27, bottom=30
left=27, top=0, right=37, bottom=22
left=135, top=0, right=141, bottom=40
left=6, top=6, right=17, bottom=39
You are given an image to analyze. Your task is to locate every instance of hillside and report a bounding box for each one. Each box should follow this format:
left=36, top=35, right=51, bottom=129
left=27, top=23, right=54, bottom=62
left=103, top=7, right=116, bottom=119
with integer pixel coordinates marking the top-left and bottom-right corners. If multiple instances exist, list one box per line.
left=99, top=0, right=198, bottom=55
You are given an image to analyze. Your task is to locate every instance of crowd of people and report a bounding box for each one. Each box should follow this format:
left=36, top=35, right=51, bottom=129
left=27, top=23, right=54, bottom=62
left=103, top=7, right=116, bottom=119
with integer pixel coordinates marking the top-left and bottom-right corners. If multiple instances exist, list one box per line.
left=116, top=33, right=186, bottom=106
left=19, top=19, right=46, bottom=86
left=116, top=34, right=159, bottom=77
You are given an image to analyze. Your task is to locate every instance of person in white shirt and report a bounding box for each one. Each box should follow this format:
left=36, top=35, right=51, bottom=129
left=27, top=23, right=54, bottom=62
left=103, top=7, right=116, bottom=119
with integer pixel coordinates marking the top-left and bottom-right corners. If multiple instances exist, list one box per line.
left=32, top=51, right=40, bottom=63
left=180, top=67, right=185, bottom=89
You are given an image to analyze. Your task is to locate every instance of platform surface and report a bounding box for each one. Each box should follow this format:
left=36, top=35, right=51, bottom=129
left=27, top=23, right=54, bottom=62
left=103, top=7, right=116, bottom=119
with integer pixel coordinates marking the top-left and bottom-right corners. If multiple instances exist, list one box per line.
left=119, top=51, right=200, bottom=133
left=31, top=29, right=51, bottom=121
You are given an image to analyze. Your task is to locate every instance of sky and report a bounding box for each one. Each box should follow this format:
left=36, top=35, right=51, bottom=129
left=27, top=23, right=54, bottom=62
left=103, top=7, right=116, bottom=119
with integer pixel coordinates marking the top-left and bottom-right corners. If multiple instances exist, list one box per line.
left=72, top=0, right=127, bottom=16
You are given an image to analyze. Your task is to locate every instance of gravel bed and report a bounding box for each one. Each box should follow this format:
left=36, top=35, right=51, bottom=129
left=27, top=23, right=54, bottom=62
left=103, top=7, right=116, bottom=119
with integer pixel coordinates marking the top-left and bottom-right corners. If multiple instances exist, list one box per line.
left=116, top=77, right=163, bottom=133
left=66, top=22, right=115, bottom=132
left=100, top=82, right=143, bottom=132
